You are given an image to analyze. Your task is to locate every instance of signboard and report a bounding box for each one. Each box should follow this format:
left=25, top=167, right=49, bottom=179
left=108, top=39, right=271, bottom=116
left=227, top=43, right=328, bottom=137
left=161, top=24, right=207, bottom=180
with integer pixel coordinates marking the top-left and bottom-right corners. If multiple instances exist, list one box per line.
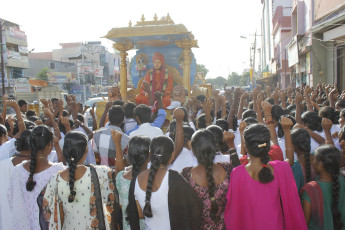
left=9, top=27, right=26, bottom=40
left=15, top=84, right=32, bottom=92
left=70, top=85, right=84, bottom=94
left=18, top=46, right=29, bottom=54
left=77, top=64, right=103, bottom=77
left=287, top=36, right=299, bottom=67
left=49, top=72, right=76, bottom=83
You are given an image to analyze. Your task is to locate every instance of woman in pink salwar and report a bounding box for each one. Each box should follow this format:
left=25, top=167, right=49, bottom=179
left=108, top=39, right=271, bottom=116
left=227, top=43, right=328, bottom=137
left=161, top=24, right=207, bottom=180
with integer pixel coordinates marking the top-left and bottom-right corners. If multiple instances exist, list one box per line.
left=224, top=123, right=307, bottom=230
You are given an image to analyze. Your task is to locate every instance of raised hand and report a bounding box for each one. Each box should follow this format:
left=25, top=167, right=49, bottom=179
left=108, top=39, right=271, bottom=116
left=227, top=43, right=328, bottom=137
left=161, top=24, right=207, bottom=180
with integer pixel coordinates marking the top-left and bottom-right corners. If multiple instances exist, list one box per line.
left=40, top=99, right=48, bottom=108
left=239, top=121, right=247, bottom=133
left=61, top=117, right=71, bottom=131
left=43, top=108, right=53, bottom=117
left=203, top=98, right=213, bottom=115
left=173, top=108, right=185, bottom=122
left=111, top=129, right=122, bottom=144
left=280, top=116, right=293, bottom=130
left=58, top=99, right=64, bottom=111
left=261, top=100, right=272, bottom=113
left=6, top=100, right=19, bottom=109
left=295, top=92, right=303, bottom=104
left=321, top=118, right=332, bottom=132
left=223, top=131, right=235, bottom=143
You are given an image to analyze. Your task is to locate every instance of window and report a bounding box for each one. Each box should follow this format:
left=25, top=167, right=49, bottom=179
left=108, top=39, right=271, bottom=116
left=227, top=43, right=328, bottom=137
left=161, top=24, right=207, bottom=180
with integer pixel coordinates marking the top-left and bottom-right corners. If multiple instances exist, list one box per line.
left=49, top=62, right=55, bottom=69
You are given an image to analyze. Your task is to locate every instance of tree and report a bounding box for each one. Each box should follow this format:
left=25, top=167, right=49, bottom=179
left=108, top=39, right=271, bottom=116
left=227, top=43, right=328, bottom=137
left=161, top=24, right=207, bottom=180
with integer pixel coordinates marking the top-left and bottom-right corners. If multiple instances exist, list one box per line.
left=240, top=71, right=250, bottom=86
left=206, top=76, right=227, bottom=89
left=227, top=72, right=241, bottom=86
left=37, top=68, right=50, bottom=81
left=197, top=64, right=209, bottom=77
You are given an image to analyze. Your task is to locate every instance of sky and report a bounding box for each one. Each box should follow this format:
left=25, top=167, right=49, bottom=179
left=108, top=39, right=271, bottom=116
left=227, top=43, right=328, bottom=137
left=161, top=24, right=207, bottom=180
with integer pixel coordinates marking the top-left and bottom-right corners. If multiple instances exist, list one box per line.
left=1, top=0, right=262, bottom=79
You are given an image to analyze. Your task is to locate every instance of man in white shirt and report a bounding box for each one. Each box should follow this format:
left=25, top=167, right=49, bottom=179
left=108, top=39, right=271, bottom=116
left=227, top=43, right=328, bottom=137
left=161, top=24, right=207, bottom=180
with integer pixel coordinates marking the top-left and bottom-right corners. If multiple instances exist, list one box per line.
left=129, top=104, right=164, bottom=139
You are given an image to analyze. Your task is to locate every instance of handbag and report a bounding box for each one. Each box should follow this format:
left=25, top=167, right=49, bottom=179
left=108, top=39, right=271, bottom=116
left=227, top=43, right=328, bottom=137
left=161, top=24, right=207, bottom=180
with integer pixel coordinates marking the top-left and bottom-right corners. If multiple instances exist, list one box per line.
left=88, top=164, right=123, bottom=230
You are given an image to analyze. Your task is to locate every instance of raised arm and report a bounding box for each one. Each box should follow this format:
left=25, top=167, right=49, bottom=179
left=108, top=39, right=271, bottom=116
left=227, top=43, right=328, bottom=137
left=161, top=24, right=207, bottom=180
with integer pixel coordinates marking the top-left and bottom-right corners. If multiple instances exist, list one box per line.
left=256, top=93, right=264, bottom=124
left=111, top=129, right=124, bottom=173
left=239, top=121, right=247, bottom=156
left=295, top=92, right=303, bottom=124
left=90, top=103, right=98, bottom=131
left=322, top=118, right=334, bottom=145
left=172, top=108, right=185, bottom=163
left=7, top=100, right=26, bottom=138
left=99, top=101, right=113, bottom=128
left=281, top=117, right=294, bottom=166
left=228, top=88, right=241, bottom=130
left=203, top=99, right=213, bottom=126
left=1, top=95, right=7, bottom=125
left=304, top=86, right=313, bottom=112
left=261, top=101, right=278, bottom=146
left=44, top=108, right=61, bottom=140
left=74, top=119, right=93, bottom=141
left=237, top=92, right=248, bottom=120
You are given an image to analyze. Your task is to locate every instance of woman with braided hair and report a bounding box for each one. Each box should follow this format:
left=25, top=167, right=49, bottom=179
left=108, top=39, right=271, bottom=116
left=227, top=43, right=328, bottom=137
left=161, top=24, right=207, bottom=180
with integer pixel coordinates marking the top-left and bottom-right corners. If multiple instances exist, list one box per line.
left=8, top=125, right=65, bottom=230
left=224, top=124, right=307, bottom=230
left=43, top=131, right=121, bottom=229
left=129, top=135, right=202, bottom=230
left=117, top=135, right=150, bottom=230
left=181, top=129, right=234, bottom=230
left=301, top=145, right=345, bottom=230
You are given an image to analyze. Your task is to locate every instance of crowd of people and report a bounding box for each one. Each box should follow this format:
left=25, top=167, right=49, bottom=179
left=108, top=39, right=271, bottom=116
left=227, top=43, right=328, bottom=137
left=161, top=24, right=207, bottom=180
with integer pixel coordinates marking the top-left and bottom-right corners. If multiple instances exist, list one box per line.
left=0, top=82, right=345, bottom=230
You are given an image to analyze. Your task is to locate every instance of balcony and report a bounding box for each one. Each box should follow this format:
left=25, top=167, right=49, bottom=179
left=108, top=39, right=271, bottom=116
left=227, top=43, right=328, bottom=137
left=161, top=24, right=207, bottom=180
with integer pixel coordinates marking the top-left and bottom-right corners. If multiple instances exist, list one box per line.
left=4, top=28, right=28, bottom=47
left=6, top=51, right=30, bottom=69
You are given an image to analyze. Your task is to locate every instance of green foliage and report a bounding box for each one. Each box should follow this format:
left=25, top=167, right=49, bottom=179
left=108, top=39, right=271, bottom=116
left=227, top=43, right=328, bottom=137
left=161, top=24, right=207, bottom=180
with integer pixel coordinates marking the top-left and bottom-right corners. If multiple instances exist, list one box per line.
left=197, top=64, right=209, bottom=77
left=206, top=76, right=227, bottom=89
left=227, top=71, right=250, bottom=87
left=37, top=68, right=50, bottom=81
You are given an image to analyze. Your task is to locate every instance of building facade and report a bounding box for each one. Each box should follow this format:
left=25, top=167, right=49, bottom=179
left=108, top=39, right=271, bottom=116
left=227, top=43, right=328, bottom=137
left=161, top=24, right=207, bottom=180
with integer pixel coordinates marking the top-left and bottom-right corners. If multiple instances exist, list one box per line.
left=1, top=19, right=30, bottom=95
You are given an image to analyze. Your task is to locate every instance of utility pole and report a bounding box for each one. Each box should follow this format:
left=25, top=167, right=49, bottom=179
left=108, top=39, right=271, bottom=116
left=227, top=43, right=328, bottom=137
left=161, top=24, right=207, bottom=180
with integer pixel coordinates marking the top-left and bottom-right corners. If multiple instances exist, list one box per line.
left=252, top=32, right=257, bottom=88
left=0, top=19, right=5, bottom=95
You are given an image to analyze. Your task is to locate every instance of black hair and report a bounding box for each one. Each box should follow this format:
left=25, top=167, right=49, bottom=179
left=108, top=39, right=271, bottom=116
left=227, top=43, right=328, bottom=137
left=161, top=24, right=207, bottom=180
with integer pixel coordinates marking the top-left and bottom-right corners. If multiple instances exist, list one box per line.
left=243, top=117, right=258, bottom=126
left=62, top=110, right=69, bottom=117
left=271, top=105, right=284, bottom=123
left=15, top=129, right=32, bottom=152
left=319, top=106, right=339, bottom=124
left=134, top=104, right=152, bottom=124
left=191, top=129, right=219, bottom=221
left=76, top=114, right=84, bottom=123
left=196, top=95, right=206, bottom=103
left=113, top=100, right=124, bottom=107
left=215, top=118, right=229, bottom=132
left=196, top=114, right=206, bottom=129
left=277, top=115, right=296, bottom=138
left=248, top=101, right=254, bottom=110
left=291, top=128, right=311, bottom=183
left=12, top=120, right=35, bottom=136
left=51, top=98, right=59, bottom=103
left=266, top=98, right=275, bottom=105
left=26, top=110, right=36, bottom=117
left=314, top=145, right=344, bottom=230
left=18, top=99, right=28, bottom=107
left=126, top=136, right=151, bottom=221
left=26, top=125, right=53, bottom=191
left=182, top=125, right=194, bottom=146
left=242, top=109, right=257, bottom=120
left=63, top=131, right=88, bottom=202
left=243, top=124, right=273, bottom=183
left=109, top=105, right=124, bottom=125
left=143, top=136, right=174, bottom=218
left=231, top=114, right=238, bottom=131
left=27, top=116, right=39, bottom=123
left=0, top=124, right=7, bottom=138
left=58, top=119, right=74, bottom=135
left=168, top=120, right=177, bottom=140
left=216, top=108, right=229, bottom=119
left=341, top=109, right=345, bottom=120
left=124, top=102, right=136, bottom=118
left=207, top=125, right=228, bottom=153
left=336, top=99, right=345, bottom=110
left=301, top=111, right=323, bottom=132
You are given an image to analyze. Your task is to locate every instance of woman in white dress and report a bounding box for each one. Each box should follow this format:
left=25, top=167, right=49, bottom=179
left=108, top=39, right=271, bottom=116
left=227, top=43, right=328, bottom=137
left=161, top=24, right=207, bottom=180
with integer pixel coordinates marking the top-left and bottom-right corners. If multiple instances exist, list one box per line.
left=43, top=131, right=121, bottom=230
left=8, top=125, right=66, bottom=230
left=0, top=130, right=31, bottom=229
